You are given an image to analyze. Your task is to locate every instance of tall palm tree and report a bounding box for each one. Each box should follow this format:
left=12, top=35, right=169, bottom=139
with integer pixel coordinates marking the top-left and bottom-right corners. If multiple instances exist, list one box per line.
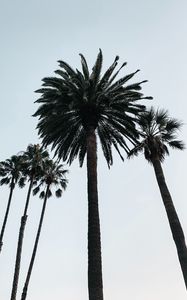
left=33, top=50, right=152, bottom=300
left=0, top=155, right=26, bottom=253
left=128, top=107, right=187, bottom=289
left=10, top=144, right=49, bottom=300
left=21, top=159, right=68, bottom=300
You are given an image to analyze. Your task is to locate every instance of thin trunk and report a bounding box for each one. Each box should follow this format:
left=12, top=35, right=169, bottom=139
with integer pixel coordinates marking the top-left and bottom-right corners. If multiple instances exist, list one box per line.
left=20, top=184, right=50, bottom=300
left=10, top=175, right=34, bottom=300
left=152, top=158, right=187, bottom=289
left=0, top=176, right=15, bottom=252
left=86, top=128, right=103, bottom=300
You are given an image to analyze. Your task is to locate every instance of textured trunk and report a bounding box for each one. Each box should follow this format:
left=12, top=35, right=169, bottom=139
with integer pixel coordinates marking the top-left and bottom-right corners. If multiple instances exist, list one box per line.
left=86, top=128, right=103, bottom=300
left=153, top=158, right=187, bottom=289
left=10, top=176, right=34, bottom=300
left=21, top=184, right=50, bottom=300
left=0, top=176, right=15, bottom=252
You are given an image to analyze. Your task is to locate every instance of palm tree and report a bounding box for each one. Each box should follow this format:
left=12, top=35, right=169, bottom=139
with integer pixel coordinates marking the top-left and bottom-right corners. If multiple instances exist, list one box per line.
left=10, top=144, right=49, bottom=300
left=20, top=159, right=68, bottom=300
left=128, top=107, right=187, bottom=289
left=33, top=50, right=152, bottom=300
left=0, top=155, right=26, bottom=253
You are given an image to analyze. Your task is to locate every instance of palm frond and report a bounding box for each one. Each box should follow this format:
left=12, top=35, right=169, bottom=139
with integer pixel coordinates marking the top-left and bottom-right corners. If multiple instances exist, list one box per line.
left=168, top=140, right=185, bottom=150
left=90, top=49, right=103, bottom=86
left=39, top=191, right=46, bottom=199
left=57, top=60, right=77, bottom=78
left=33, top=186, right=40, bottom=196
left=79, top=53, right=89, bottom=80
left=18, top=177, right=26, bottom=188
left=165, top=118, right=183, bottom=132
left=0, top=177, right=10, bottom=185
left=55, top=188, right=62, bottom=198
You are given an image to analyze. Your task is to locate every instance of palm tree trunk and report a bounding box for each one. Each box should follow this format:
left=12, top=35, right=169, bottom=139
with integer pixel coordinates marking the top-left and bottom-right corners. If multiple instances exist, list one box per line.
left=86, top=128, right=103, bottom=300
left=0, top=176, right=15, bottom=252
left=10, top=176, right=34, bottom=300
left=152, top=158, right=187, bottom=289
left=20, top=184, right=50, bottom=300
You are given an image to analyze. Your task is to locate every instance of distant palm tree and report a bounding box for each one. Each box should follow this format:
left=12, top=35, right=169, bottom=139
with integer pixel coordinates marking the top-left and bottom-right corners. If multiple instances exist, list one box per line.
left=128, top=107, right=187, bottom=289
left=0, top=155, right=26, bottom=253
left=10, top=144, right=49, bottom=300
left=33, top=50, right=152, bottom=300
left=20, top=159, right=68, bottom=300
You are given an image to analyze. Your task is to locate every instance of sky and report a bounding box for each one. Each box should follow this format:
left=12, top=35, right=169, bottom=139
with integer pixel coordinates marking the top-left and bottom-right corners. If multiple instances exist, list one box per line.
left=0, top=0, right=187, bottom=299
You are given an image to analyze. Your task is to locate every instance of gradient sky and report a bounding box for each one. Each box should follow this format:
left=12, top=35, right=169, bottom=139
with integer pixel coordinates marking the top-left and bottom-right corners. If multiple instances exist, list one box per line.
left=0, top=0, right=187, bottom=299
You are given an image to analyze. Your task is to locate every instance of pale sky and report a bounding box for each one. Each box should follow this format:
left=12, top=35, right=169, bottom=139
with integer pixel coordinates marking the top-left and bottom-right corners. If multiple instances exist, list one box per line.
left=0, top=0, right=187, bottom=299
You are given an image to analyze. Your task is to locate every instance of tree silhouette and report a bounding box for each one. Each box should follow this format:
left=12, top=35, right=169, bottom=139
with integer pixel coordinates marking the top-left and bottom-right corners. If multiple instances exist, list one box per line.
left=10, top=144, right=49, bottom=300
left=129, top=107, right=187, bottom=289
left=0, top=155, right=26, bottom=253
left=34, top=50, right=152, bottom=300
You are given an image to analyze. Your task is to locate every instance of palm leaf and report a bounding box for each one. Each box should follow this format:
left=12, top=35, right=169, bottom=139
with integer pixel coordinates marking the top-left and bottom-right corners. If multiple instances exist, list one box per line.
left=79, top=53, right=89, bottom=80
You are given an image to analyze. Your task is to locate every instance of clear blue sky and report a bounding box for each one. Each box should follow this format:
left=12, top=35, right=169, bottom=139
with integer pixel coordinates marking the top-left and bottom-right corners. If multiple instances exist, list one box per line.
left=0, top=0, right=187, bottom=299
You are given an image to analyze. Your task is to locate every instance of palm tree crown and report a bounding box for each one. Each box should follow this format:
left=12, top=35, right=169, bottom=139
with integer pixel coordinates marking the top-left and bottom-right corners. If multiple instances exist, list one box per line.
left=34, top=50, right=152, bottom=165
left=33, top=50, right=152, bottom=300
left=0, top=155, right=26, bottom=252
left=0, top=155, right=26, bottom=189
left=129, top=107, right=185, bottom=162
left=33, top=159, right=68, bottom=198
left=22, top=144, right=49, bottom=178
